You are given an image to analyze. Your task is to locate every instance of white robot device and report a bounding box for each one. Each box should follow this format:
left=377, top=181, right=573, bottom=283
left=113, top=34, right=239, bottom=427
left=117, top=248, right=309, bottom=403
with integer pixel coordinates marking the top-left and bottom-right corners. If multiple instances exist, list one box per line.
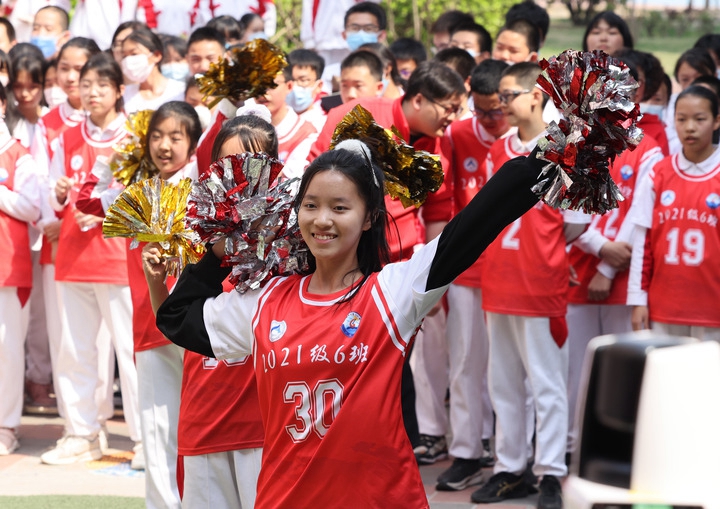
left=565, top=330, right=720, bottom=509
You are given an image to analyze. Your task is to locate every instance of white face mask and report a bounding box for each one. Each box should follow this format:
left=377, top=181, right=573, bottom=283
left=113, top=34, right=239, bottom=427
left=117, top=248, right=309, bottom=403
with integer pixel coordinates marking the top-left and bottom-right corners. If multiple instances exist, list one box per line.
left=44, top=86, right=68, bottom=108
left=121, top=54, right=155, bottom=83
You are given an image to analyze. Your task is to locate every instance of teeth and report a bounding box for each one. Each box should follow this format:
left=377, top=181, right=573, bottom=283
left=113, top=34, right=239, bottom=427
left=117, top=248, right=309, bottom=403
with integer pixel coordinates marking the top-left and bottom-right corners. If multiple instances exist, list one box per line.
left=314, top=234, right=335, bottom=240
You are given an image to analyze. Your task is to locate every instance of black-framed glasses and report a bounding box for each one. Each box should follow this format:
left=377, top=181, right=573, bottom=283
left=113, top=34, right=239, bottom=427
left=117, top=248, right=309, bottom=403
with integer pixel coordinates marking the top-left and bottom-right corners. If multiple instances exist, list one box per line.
left=498, top=89, right=532, bottom=105
left=473, top=107, right=505, bottom=120
left=425, top=96, right=463, bottom=117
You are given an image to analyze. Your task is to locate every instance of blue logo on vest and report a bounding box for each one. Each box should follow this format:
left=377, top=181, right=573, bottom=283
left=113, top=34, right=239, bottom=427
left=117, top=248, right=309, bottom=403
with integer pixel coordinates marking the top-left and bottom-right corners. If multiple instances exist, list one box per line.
left=341, top=312, right=361, bottom=338
left=660, top=190, right=675, bottom=207
left=620, top=164, right=633, bottom=180
left=269, top=320, right=287, bottom=342
left=707, top=193, right=720, bottom=209
left=0, top=168, right=7, bottom=183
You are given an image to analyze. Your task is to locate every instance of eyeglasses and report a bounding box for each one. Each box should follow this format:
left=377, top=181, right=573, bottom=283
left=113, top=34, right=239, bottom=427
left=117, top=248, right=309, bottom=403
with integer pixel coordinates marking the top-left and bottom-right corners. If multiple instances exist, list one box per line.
left=346, top=24, right=380, bottom=33
left=473, top=107, right=505, bottom=120
left=425, top=96, right=463, bottom=117
left=498, top=89, right=532, bottom=105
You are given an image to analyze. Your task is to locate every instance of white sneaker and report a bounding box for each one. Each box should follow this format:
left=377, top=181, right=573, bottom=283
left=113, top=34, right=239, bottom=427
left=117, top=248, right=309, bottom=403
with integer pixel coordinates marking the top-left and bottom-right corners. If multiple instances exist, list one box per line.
left=130, top=442, right=145, bottom=470
left=40, top=435, right=102, bottom=465
left=0, top=428, right=19, bottom=455
left=98, top=425, right=109, bottom=453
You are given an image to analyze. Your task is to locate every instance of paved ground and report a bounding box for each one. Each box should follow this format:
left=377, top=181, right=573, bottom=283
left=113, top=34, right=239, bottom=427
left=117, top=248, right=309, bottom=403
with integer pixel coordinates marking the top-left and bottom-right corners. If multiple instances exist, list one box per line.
left=1, top=414, right=540, bottom=508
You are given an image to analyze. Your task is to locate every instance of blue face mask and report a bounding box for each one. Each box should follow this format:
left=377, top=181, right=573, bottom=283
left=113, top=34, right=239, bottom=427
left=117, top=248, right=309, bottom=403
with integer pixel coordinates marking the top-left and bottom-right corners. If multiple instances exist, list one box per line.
left=640, top=103, right=665, bottom=119
left=248, top=31, right=268, bottom=41
left=30, top=35, right=58, bottom=59
left=346, top=31, right=379, bottom=51
left=286, top=85, right=314, bottom=113
left=161, top=62, right=190, bottom=81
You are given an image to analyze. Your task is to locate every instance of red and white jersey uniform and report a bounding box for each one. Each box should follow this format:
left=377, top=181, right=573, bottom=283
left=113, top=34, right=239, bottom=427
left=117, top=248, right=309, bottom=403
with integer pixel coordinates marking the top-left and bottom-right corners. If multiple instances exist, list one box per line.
left=178, top=351, right=264, bottom=455
left=50, top=117, right=129, bottom=285
left=276, top=108, right=317, bottom=181
left=205, top=242, right=447, bottom=508
left=568, top=137, right=663, bottom=305
left=444, top=118, right=515, bottom=287
left=34, top=102, right=85, bottom=174
left=629, top=149, right=720, bottom=327
left=482, top=133, right=587, bottom=317
left=0, top=132, right=42, bottom=289
left=196, top=99, right=236, bottom=177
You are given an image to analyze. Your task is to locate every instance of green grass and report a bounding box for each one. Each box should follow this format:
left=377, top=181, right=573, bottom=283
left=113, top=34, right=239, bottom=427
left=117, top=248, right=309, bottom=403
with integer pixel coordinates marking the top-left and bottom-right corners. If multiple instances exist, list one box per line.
left=543, top=18, right=701, bottom=76
left=0, top=496, right=144, bottom=509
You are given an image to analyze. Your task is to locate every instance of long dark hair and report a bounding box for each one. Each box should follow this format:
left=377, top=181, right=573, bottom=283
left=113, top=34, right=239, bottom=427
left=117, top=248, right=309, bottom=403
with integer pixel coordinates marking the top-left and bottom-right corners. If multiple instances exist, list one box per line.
left=210, top=115, right=278, bottom=162
left=294, top=145, right=390, bottom=286
left=582, top=11, right=633, bottom=52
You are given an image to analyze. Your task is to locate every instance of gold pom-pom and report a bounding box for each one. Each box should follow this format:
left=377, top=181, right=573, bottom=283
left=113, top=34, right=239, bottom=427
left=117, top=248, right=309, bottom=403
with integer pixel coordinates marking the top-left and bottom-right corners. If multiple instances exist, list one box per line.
left=102, top=177, right=204, bottom=278
left=329, top=104, right=444, bottom=208
left=110, top=109, right=158, bottom=187
left=196, top=39, right=288, bottom=109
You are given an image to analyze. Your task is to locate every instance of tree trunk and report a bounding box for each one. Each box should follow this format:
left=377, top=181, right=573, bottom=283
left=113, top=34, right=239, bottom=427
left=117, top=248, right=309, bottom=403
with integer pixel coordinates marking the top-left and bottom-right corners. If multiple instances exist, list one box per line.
left=412, top=0, right=421, bottom=40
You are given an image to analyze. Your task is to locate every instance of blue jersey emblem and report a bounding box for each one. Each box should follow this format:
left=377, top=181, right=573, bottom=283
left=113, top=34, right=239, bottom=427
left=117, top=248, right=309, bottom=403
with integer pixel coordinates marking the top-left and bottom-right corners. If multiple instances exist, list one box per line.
left=341, top=312, right=361, bottom=338
left=620, top=164, right=633, bottom=180
left=660, top=190, right=675, bottom=207
left=269, top=320, right=287, bottom=342
left=706, top=193, right=720, bottom=209
left=0, top=168, right=7, bottom=183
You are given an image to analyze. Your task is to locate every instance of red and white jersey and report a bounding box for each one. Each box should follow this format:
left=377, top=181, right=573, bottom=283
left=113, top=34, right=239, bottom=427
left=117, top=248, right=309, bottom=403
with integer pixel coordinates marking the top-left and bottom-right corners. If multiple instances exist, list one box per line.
left=205, top=241, right=447, bottom=509
left=0, top=132, right=42, bottom=289
left=444, top=118, right=515, bottom=287
left=638, top=113, right=669, bottom=157
left=629, top=149, right=720, bottom=327
left=276, top=108, right=317, bottom=181
left=34, top=102, right=85, bottom=173
left=568, top=136, right=663, bottom=305
left=196, top=99, right=237, bottom=177
left=179, top=350, right=264, bottom=455
left=482, top=133, right=586, bottom=317
left=51, top=117, right=129, bottom=285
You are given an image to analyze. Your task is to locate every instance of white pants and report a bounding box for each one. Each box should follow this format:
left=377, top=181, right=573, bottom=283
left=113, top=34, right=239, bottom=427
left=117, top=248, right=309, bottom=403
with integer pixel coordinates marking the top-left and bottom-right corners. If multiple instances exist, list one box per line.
left=566, top=304, right=632, bottom=452
left=413, top=286, right=494, bottom=457
left=136, top=344, right=184, bottom=509
left=43, top=266, right=115, bottom=420
left=25, top=250, right=52, bottom=385
left=0, top=287, right=31, bottom=428
left=652, top=321, right=720, bottom=343
left=55, top=282, right=140, bottom=440
left=487, top=313, right=568, bottom=477
left=182, top=448, right=263, bottom=509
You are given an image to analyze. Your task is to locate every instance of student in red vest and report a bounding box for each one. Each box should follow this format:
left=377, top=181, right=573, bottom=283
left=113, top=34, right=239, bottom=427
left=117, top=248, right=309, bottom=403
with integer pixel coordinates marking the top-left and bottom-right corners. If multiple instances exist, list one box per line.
left=143, top=115, right=269, bottom=509
left=0, top=82, right=43, bottom=456
left=41, top=53, right=141, bottom=466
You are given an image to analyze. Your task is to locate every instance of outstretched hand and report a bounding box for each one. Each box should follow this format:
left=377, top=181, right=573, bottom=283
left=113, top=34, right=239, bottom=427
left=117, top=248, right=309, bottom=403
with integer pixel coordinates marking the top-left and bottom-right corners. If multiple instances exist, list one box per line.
left=142, top=242, right=168, bottom=281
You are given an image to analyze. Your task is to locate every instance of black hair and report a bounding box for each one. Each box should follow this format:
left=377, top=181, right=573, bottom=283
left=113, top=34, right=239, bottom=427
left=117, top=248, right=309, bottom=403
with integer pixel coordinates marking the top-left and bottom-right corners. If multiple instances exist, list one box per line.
left=358, top=43, right=401, bottom=86
left=694, top=33, right=720, bottom=64
left=0, top=17, right=16, bottom=43
left=616, top=48, right=665, bottom=101
left=210, top=114, right=278, bottom=162
left=402, top=60, right=466, bottom=104
left=344, top=2, right=387, bottom=31
left=505, top=1, right=549, bottom=42
left=430, top=10, right=474, bottom=35
left=57, top=37, right=101, bottom=64
left=36, top=5, right=69, bottom=31
left=389, top=38, right=427, bottom=65
left=124, top=26, right=164, bottom=64
left=692, top=75, right=720, bottom=99
left=239, top=12, right=262, bottom=30
left=287, top=49, right=325, bottom=80
left=148, top=101, right=202, bottom=155
left=470, top=59, right=510, bottom=95
left=294, top=146, right=390, bottom=283
left=0, top=50, right=10, bottom=80
left=676, top=85, right=719, bottom=120
left=160, top=35, right=187, bottom=61
left=5, top=43, right=46, bottom=131
left=674, top=47, right=716, bottom=81
left=450, top=21, right=493, bottom=54
left=433, top=47, right=476, bottom=82
left=498, top=19, right=541, bottom=54
left=80, top=52, right=124, bottom=112
left=111, top=21, right=147, bottom=50
left=341, top=50, right=383, bottom=82
left=660, top=73, right=672, bottom=102
left=582, top=11, right=633, bottom=52
left=208, top=15, right=243, bottom=43
left=187, top=26, right=226, bottom=51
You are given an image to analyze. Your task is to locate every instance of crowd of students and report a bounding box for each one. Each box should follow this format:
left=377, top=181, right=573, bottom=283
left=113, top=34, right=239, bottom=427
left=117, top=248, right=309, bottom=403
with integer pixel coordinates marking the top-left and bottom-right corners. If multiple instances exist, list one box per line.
left=0, top=1, right=719, bottom=508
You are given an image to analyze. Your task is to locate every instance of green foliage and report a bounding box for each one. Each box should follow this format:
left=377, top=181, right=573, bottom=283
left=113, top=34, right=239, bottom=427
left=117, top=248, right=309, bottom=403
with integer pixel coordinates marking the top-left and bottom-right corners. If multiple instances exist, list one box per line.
left=273, top=0, right=515, bottom=53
